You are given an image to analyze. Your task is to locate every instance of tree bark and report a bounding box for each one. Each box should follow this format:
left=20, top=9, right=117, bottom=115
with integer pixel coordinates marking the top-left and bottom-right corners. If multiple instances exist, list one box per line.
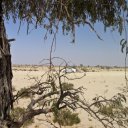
left=0, top=0, right=13, bottom=126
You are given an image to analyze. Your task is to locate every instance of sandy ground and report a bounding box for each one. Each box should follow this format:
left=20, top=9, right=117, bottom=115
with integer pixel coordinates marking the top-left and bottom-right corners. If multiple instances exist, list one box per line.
left=12, top=66, right=126, bottom=128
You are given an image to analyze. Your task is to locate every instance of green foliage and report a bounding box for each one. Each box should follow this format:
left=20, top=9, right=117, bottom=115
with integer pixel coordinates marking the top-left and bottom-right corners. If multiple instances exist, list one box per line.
left=80, top=67, right=88, bottom=72
left=93, top=93, right=128, bottom=127
left=22, top=119, right=34, bottom=128
left=18, top=87, right=30, bottom=98
left=12, top=86, right=16, bottom=92
left=71, top=65, right=77, bottom=69
left=53, top=108, right=80, bottom=126
left=2, top=0, right=128, bottom=36
left=62, top=82, right=74, bottom=91
left=2, top=1, right=128, bottom=127
left=120, top=39, right=127, bottom=53
left=80, top=64, right=83, bottom=67
left=11, top=107, right=34, bottom=127
left=99, top=105, right=114, bottom=117
left=88, top=126, right=94, bottom=128
left=11, top=107, right=25, bottom=120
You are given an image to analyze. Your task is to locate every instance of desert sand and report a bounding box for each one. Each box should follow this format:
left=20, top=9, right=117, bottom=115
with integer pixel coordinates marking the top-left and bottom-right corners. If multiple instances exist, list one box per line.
left=12, top=65, right=126, bottom=128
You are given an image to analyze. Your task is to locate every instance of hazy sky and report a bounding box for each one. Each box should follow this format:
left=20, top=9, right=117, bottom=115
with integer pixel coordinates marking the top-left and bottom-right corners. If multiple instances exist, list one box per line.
left=5, top=20, right=126, bottom=66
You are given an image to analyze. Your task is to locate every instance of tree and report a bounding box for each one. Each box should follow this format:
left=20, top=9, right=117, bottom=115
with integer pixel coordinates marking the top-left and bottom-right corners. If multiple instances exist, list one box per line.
left=0, top=1, right=13, bottom=124
left=0, top=0, right=128, bottom=128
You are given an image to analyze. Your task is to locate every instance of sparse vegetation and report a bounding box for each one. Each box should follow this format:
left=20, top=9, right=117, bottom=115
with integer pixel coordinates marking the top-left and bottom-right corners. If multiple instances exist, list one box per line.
left=12, top=86, right=16, bottom=92
left=17, top=87, right=31, bottom=98
left=62, top=82, right=74, bottom=91
left=53, top=108, right=80, bottom=127
left=1, top=0, right=128, bottom=128
left=88, top=126, right=94, bottom=128
left=80, top=67, right=88, bottom=72
left=11, top=107, right=34, bottom=128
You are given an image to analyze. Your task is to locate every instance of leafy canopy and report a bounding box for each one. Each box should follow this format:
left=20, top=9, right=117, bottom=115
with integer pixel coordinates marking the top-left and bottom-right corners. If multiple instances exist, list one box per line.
left=2, top=0, right=128, bottom=36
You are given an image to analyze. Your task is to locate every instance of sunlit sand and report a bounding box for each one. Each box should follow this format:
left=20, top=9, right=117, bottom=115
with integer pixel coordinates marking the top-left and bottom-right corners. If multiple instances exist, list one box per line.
left=12, top=65, right=126, bottom=128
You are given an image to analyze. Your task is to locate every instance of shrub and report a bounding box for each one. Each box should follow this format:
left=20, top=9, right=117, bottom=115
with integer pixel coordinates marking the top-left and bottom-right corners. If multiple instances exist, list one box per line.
left=18, top=87, right=31, bottom=98
left=53, top=108, right=80, bottom=126
left=62, top=82, right=74, bottom=91
left=11, top=107, right=34, bottom=127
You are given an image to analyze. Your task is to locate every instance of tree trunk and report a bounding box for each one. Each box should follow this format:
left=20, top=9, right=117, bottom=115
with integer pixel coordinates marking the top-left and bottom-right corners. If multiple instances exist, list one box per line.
left=0, top=0, right=13, bottom=127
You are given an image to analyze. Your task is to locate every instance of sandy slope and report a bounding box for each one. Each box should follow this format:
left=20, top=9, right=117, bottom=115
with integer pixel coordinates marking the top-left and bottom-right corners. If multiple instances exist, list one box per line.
left=12, top=67, right=126, bottom=128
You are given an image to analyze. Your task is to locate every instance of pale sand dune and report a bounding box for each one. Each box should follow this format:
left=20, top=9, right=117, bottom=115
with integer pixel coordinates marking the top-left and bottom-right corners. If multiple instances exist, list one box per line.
left=12, top=66, right=126, bottom=128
